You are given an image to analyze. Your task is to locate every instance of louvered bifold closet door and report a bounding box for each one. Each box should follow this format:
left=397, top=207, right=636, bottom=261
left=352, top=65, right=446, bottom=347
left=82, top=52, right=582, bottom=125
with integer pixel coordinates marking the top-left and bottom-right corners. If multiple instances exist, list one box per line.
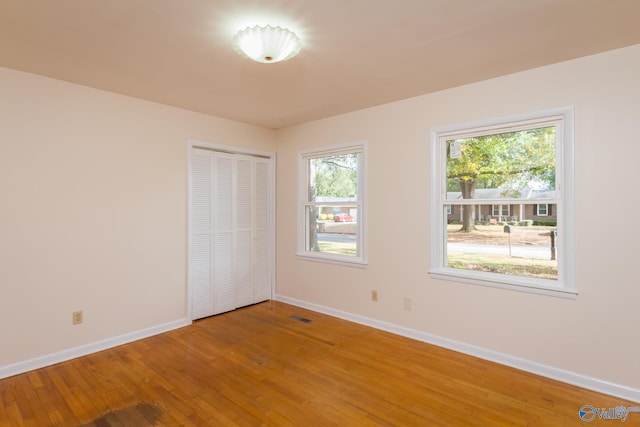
left=190, top=148, right=272, bottom=320
left=190, top=149, right=215, bottom=319
left=213, top=153, right=236, bottom=315
left=235, top=156, right=254, bottom=308
left=253, top=159, right=271, bottom=303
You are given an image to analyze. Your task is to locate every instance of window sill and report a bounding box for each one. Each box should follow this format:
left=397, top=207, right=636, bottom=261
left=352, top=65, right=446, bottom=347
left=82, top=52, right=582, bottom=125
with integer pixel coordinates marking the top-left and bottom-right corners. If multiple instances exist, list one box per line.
left=429, top=270, right=577, bottom=299
left=296, top=253, right=368, bottom=269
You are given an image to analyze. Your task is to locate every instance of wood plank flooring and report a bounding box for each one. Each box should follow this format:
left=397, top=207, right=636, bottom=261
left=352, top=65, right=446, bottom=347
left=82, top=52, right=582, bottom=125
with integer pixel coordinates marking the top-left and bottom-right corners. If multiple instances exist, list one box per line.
left=0, top=301, right=636, bottom=426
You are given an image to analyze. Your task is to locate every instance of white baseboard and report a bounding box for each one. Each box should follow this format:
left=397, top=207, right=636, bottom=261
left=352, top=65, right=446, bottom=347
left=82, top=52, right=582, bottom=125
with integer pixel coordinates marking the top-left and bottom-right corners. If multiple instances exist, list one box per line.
left=0, top=318, right=191, bottom=380
left=275, top=294, right=640, bottom=404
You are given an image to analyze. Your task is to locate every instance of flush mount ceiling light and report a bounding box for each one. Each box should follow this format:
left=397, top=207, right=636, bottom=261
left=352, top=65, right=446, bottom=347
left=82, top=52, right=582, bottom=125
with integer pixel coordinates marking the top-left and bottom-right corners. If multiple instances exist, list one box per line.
left=232, top=25, right=301, bottom=63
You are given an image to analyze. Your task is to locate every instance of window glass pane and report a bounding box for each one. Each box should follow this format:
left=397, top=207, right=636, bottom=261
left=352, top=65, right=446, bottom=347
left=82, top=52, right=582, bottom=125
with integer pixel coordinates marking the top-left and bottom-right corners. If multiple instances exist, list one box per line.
left=445, top=203, right=558, bottom=281
left=446, top=126, right=556, bottom=201
left=308, top=153, right=359, bottom=201
left=305, top=206, right=357, bottom=256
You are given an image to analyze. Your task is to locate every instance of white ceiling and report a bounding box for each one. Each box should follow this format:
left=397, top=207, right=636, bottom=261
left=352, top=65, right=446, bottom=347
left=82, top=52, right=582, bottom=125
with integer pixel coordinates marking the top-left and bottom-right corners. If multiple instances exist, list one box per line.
left=1, top=0, right=639, bottom=129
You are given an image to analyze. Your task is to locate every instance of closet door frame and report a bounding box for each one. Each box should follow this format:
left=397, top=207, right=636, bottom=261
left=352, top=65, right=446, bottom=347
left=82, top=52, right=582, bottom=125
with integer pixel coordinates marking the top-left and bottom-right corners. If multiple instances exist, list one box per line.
left=187, top=139, right=276, bottom=321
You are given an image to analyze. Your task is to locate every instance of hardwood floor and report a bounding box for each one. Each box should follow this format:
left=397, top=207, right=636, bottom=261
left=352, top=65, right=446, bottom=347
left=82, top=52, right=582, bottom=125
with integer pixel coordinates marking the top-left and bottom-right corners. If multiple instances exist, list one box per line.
left=0, top=301, right=635, bottom=426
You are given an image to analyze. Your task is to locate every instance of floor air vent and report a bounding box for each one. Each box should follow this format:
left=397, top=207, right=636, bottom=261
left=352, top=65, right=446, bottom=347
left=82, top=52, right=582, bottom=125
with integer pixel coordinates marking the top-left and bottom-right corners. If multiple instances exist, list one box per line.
left=290, top=315, right=312, bottom=323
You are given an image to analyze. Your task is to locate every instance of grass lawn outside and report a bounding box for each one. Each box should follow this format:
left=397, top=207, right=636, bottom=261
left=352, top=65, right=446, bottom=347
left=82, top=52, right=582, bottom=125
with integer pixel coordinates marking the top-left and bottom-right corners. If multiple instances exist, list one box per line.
left=318, top=241, right=357, bottom=256
left=446, top=223, right=558, bottom=280
left=447, top=253, right=558, bottom=280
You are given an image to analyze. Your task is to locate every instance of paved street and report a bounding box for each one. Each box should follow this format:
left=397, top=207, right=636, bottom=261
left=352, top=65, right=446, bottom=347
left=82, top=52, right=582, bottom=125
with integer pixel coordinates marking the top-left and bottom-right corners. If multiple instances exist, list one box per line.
left=318, top=233, right=356, bottom=243
left=317, top=233, right=555, bottom=260
left=447, top=242, right=554, bottom=259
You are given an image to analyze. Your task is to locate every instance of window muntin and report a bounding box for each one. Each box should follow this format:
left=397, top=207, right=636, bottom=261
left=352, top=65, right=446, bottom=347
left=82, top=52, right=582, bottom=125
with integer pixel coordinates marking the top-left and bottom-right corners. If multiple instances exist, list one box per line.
left=431, top=109, right=574, bottom=296
left=298, top=143, right=366, bottom=265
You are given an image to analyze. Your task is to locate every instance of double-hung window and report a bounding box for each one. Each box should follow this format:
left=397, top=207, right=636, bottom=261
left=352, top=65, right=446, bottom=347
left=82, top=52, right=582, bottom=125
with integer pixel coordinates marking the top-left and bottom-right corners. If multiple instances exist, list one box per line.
left=430, top=108, right=575, bottom=297
left=297, top=142, right=367, bottom=266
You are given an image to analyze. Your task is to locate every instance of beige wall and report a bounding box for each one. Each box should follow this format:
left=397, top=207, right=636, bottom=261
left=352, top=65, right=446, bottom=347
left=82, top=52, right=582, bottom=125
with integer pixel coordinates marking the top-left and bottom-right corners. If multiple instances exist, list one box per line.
left=276, top=45, right=640, bottom=391
left=0, top=67, right=276, bottom=367
left=1, top=44, right=638, bottom=395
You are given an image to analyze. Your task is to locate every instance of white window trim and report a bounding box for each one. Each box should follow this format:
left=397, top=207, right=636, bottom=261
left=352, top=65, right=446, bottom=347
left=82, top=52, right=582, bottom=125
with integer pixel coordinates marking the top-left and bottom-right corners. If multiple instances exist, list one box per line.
left=537, top=204, right=549, bottom=216
left=297, top=141, right=368, bottom=267
left=429, top=107, right=575, bottom=298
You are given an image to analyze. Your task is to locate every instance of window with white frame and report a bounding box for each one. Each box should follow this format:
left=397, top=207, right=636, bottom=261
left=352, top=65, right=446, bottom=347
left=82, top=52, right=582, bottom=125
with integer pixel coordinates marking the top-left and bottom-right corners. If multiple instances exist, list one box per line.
left=491, top=204, right=510, bottom=217
left=297, top=142, right=367, bottom=265
left=430, top=108, right=575, bottom=297
left=536, top=204, right=549, bottom=216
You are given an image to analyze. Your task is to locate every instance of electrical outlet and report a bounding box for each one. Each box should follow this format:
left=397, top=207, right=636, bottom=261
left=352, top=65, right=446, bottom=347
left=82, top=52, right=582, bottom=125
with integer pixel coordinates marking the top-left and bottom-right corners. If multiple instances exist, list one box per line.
left=403, top=297, right=412, bottom=311
left=371, top=290, right=378, bottom=302
left=72, top=310, right=83, bottom=325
